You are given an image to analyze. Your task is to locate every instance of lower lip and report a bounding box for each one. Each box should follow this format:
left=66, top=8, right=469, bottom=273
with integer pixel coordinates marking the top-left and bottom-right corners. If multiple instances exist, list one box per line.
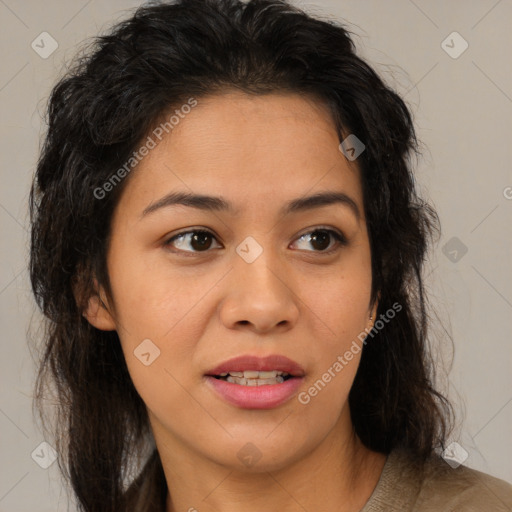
left=205, top=376, right=304, bottom=409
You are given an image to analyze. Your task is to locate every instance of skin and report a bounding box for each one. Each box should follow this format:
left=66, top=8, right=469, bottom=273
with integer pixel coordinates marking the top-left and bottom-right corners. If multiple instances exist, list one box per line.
left=84, top=91, right=386, bottom=512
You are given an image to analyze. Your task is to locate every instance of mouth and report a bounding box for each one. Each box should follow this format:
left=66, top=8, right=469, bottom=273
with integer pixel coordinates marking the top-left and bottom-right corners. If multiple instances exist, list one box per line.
left=209, top=370, right=294, bottom=386
left=204, top=354, right=305, bottom=409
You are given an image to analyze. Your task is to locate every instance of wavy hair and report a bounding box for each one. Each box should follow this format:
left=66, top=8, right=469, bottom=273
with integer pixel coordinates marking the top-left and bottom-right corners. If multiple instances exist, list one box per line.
left=29, top=0, right=453, bottom=510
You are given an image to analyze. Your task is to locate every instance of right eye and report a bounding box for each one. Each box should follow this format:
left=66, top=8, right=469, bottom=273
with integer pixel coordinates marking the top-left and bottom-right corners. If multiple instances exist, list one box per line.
left=163, top=229, right=223, bottom=254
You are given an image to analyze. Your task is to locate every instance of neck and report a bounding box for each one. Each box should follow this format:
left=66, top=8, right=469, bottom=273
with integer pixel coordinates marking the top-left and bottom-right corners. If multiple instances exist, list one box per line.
left=152, top=410, right=387, bottom=512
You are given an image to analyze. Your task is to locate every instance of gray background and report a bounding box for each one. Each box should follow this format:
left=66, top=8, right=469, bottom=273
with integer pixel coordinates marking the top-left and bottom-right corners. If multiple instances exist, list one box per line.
left=1, top=0, right=511, bottom=510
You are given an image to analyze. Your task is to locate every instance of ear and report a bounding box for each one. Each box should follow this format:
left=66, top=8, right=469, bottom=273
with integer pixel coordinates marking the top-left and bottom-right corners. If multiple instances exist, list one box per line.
left=81, top=279, right=117, bottom=331
left=368, top=293, right=380, bottom=327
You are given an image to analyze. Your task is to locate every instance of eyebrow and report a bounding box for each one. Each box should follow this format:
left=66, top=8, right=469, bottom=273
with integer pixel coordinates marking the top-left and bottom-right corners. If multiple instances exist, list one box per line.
left=140, top=190, right=360, bottom=220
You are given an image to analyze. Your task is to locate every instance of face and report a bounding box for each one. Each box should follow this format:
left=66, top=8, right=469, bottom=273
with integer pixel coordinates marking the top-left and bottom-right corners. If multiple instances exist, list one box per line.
left=86, top=91, right=376, bottom=472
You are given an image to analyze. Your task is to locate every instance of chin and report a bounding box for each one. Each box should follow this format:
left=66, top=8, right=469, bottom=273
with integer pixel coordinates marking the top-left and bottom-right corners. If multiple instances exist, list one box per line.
left=203, top=429, right=315, bottom=473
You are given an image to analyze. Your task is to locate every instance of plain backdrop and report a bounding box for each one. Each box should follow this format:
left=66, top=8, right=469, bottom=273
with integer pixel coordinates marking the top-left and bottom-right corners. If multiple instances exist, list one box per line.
left=0, top=1, right=511, bottom=510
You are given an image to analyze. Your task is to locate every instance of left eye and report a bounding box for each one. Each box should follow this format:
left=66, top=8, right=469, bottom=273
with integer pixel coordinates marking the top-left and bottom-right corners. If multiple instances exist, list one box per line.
left=291, top=229, right=347, bottom=253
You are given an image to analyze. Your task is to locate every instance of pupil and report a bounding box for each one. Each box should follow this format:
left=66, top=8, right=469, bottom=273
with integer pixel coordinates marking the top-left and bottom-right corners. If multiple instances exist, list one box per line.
left=191, top=232, right=212, bottom=251
left=311, top=230, right=330, bottom=251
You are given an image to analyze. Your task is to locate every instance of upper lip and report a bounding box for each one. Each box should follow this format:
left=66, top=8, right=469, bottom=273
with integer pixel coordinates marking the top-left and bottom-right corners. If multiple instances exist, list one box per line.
left=206, top=354, right=305, bottom=377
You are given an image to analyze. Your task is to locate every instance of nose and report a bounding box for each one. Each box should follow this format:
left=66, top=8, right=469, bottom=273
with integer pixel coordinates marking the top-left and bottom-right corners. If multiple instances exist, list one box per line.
left=219, top=247, right=300, bottom=334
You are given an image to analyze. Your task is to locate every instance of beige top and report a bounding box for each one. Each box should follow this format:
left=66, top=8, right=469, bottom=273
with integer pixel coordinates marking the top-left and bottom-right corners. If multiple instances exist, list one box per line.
left=129, top=447, right=512, bottom=511
left=361, top=447, right=512, bottom=511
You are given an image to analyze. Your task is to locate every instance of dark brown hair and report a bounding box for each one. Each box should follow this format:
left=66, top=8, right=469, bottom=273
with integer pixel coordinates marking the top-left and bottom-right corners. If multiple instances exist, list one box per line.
left=29, top=0, right=453, bottom=510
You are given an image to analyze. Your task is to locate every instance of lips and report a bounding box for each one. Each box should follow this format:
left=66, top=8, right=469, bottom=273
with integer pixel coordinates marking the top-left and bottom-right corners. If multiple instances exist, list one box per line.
left=206, top=354, right=305, bottom=377
left=204, top=354, right=305, bottom=409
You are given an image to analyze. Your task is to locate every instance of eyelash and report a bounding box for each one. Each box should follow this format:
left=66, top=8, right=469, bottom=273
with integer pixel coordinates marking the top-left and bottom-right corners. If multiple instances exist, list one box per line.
left=163, top=226, right=348, bottom=256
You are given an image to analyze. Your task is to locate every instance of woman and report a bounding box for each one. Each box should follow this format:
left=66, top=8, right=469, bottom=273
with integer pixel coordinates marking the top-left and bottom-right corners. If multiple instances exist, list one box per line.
left=29, top=0, right=512, bottom=511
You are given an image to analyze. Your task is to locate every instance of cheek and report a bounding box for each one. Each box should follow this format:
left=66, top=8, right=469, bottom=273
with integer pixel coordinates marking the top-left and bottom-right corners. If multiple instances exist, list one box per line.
left=107, top=243, right=214, bottom=340
left=301, top=251, right=372, bottom=342
left=106, top=251, right=218, bottom=399
left=297, top=273, right=369, bottom=420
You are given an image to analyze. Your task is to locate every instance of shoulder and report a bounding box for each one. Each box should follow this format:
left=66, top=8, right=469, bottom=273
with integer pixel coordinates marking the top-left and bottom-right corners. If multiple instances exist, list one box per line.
left=417, top=451, right=512, bottom=511
left=363, top=447, right=512, bottom=512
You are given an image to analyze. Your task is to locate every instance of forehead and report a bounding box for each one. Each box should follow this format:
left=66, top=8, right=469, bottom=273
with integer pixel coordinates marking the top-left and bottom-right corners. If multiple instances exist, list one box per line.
left=116, top=91, right=363, bottom=218
left=161, top=91, right=341, bottom=162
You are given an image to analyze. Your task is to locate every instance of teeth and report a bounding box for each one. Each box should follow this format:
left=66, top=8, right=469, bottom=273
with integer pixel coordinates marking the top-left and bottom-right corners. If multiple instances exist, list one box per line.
left=214, top=370, right=291, bottom=384
left=256, top=370, right=278, bottom=379
left=225, top=375, right=285, bottom=386
left=220, top=370, right=289, bottom=377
